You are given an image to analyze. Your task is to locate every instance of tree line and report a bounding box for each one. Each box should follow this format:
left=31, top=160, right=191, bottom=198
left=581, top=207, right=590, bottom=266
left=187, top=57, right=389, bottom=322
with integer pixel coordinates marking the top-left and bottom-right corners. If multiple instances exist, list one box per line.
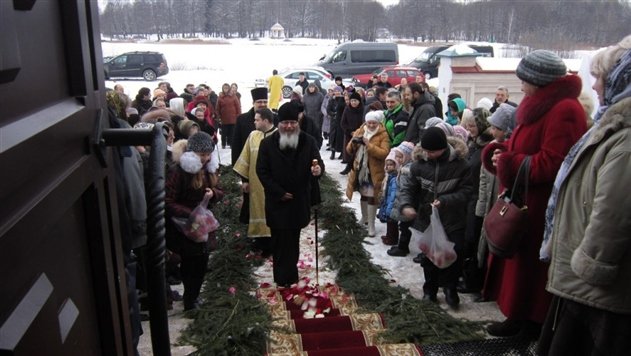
left=99, top=0, right=631, bottom=49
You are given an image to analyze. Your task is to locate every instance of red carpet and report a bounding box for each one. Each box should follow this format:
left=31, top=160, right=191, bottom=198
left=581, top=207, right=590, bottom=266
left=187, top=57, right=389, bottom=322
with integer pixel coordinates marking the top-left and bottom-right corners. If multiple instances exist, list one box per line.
left=258, top=281, right=423, bottom=355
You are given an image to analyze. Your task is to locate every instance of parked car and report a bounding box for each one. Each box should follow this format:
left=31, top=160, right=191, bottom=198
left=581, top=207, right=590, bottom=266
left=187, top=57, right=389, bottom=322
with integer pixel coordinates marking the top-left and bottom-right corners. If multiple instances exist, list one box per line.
left=408, top=44, right=494, bottom=80
left=103, top=51, right=169, bottom=81
left=254, top=67, right=334, bottom=98
left=317, top=41, right=399, bottom=79
left=352, top=66, right=422, bottom=88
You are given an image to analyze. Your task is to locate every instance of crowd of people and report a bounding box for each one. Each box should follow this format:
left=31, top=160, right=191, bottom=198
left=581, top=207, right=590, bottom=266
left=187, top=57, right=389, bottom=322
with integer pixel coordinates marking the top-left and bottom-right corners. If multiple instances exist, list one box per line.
left=107, top=34, right=631, bottom=355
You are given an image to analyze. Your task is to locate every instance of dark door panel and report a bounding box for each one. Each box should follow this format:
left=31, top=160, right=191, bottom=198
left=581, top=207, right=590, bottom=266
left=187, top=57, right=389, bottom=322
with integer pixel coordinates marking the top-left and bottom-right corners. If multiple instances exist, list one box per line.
left=1, top=0, right=133, bottom=355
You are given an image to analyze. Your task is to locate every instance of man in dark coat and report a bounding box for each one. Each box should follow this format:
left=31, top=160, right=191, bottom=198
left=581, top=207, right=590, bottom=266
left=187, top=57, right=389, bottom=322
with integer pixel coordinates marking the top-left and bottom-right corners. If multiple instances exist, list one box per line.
left=232, top=87, right=270, bottom=165
left=489, top=85, right=518, bottom=113
left=256, top=102, right=324, bottom=287
left=405, top=82, right=437, bottom=144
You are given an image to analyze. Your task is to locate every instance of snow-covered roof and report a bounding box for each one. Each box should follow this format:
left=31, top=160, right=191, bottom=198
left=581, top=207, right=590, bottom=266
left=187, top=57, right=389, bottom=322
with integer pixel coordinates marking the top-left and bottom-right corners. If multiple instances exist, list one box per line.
left=271, top=23, right=284, bottom=30
left=476, top=57, right=582, bottom=72
left=437, top=44, right=481, bottom=57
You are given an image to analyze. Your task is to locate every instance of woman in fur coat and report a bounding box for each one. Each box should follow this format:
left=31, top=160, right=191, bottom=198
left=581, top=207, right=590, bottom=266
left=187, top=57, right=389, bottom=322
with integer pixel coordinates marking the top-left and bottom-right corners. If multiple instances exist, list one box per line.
left=165, top=132, right=223, bottom=311
left=345, top=110, right=391, bottom=237
left=481, top=50, right=587, bottom=337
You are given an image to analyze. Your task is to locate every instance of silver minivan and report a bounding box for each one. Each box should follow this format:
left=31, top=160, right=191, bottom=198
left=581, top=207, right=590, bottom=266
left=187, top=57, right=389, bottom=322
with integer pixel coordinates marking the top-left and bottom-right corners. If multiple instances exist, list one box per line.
left=317, top=42, right=399, bottom=79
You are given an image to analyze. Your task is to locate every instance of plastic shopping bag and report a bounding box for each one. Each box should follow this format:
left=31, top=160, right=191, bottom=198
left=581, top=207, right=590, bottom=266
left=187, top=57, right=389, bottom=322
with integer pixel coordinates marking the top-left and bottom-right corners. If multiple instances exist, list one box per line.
left=411, top=206, right=457, bottom=269
left=172, top=194, right=219, bottom=243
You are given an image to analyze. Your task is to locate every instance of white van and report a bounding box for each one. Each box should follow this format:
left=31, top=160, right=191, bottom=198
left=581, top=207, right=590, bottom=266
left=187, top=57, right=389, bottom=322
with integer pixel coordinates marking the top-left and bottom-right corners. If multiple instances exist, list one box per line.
left=317, top=42, right=399, bottom=79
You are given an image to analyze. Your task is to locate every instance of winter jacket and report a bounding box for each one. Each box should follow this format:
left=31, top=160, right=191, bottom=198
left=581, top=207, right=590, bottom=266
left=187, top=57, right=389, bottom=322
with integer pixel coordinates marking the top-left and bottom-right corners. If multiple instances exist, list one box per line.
left=256, top=131, right=324, bottom=229
left=384, top=104, right=410, bottom=147
left=378, top=172, right=398, bottom=222
left=340, top=104, right=365, bottom=162
left=320, top=94, right=332, bottom=133
left=389, top=162, right=412, bottom=222
left=165, top=157, right=224, bottom=256
left=303, top=90, right=324, bottom=128
left=216, top=92, right=241, bottom=125
left=345, top=124, right=391, bottom=201
left=398, top=138, right=471, bottom=234
left=547, top=97, right=631, bottom=315
left=481, top=74, right=587, bottom=323
left=300, top=115, right=323, bottom=149
left=328, top=96, right=346, bottom=152
left=405, top=91, right=436, bottom=144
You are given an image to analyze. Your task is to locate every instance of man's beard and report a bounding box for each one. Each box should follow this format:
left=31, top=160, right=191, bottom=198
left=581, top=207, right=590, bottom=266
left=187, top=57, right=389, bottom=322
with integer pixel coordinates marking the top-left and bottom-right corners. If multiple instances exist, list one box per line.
left=279, top=129, right=300, bottom=150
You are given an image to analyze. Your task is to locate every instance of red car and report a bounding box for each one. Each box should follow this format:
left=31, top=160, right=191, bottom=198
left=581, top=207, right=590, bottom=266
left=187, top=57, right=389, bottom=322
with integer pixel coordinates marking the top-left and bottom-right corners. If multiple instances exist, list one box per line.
left=351, top=66, right=423, bottom=88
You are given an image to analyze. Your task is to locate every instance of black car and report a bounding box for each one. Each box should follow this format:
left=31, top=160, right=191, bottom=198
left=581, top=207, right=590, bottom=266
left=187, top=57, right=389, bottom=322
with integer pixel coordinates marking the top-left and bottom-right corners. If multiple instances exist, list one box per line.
left=103, top=51, right=169, bottom=81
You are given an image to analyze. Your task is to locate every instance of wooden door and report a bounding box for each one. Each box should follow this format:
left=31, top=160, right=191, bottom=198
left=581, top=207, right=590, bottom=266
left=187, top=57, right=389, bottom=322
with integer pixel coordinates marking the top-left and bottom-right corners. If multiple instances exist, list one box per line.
left=0, top=1, right=133, bottom=354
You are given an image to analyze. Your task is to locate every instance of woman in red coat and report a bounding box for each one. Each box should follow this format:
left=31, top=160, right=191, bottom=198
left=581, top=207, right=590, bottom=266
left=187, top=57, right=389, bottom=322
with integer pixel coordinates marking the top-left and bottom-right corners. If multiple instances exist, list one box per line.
left=216, top=83, right=242, bottom=149
left=481, top=50, right=587, bottom=337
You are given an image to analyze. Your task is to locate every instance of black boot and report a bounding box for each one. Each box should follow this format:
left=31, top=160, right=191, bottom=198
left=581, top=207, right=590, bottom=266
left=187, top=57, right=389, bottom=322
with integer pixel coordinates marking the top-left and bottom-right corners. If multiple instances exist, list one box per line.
left=340, top=164, right=351, bottom=175
left=443, top=287, right=460, bottom=309
left=486, top=319, right=522, bottom=337
left=329, top=151, right=335, bottom=160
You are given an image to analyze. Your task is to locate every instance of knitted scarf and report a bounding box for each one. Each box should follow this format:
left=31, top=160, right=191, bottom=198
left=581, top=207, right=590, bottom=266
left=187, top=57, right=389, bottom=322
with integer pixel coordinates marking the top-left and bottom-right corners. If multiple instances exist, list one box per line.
left=356, top=126, right=378, bottom=185
left=541, top=49, right=631, bottom=261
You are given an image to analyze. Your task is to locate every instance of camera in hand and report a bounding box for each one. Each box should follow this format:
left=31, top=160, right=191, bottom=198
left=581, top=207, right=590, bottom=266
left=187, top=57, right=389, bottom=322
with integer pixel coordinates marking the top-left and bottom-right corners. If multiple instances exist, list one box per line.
left=352, top=136, right=364, bottom=144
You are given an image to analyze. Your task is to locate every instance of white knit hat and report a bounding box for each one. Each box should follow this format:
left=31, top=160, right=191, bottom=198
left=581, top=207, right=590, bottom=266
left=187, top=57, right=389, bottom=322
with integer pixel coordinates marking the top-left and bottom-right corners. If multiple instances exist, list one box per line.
left=365, top=110, right=385, bottom=123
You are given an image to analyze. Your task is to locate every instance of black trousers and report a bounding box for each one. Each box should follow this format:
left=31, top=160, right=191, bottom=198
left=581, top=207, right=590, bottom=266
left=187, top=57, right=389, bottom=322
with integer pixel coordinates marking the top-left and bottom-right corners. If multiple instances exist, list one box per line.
left=270, top=228, right=301, bottom=286
left=397, top=220, right=413, bottom=251
left=421, top=229, right=464, bottom=295
left=180, top=253, right=209, bottom=308
left=221, top=124, right=235, bottom=147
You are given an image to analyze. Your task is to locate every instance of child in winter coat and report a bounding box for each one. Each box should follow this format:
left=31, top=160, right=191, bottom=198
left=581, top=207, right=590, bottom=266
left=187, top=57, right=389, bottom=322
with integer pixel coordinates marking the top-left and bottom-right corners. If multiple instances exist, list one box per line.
left=378, top=150, right=400, bottom=245
left=474, top=103, right=516, bottom=301
left=165, top=132, right=224, bottom=311
left=385, top=141, right=416, bottom=256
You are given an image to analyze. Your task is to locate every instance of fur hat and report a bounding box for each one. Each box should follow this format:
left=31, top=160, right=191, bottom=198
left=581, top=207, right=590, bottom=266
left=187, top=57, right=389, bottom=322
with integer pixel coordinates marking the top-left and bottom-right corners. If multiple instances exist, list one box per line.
left=277, top=102, right=300, bottom=122
left=153, top=88, right=166, bottom=99
left=187, top=132, right=214, bottom=153
left=473, top=107, right=491, bottom=134
left=251, top=87, right=268, bottom=102
left=516, top=50, right=567, bottom=87
left=365, top=110, right=384, bottom=123
left=178, top=119, right=200, bottom=138
left=424, top=117, right=444, bottom=129
left=476, top=97, right=493, bottom=111
left=452, top=125, right=469, bottom=143
left=333, top=86, right=344, bottom=93
left=487, top=103, right=516, bottom=133
left=350, top=91, right=362, bottom=102
left=421, top=127, right=448, bottom=151
left=193, top=95, right=210, bottom=108
left=292, top=86, right=303, bottom=98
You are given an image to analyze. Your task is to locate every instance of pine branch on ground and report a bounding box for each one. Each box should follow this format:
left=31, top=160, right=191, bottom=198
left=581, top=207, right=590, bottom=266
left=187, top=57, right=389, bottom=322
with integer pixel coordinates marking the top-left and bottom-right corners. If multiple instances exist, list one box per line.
left=182, top=169, right=484, bottom=355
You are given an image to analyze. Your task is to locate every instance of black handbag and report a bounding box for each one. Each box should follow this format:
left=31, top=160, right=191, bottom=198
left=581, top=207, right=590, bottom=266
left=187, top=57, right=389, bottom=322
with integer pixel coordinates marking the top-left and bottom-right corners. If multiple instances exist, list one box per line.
left=484, top=156, right=530, bottom=258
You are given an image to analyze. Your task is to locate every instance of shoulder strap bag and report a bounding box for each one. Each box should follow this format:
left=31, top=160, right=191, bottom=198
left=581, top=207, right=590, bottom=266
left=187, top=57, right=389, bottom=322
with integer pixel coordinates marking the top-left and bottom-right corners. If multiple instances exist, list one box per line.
left=483, top=156, right=530, bottom=258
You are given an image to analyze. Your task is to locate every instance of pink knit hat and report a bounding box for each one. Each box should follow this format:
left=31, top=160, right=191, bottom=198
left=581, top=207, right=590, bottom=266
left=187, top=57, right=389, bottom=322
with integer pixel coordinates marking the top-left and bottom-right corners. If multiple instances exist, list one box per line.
left=385, top=149, right=399, bottom=170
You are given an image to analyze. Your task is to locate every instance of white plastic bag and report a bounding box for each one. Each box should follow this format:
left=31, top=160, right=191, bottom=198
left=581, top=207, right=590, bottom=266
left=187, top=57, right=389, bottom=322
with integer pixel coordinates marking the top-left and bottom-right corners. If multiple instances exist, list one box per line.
left=411, top=206, right=457, bottom=269
left=172, top=194, right=219, bottom=243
